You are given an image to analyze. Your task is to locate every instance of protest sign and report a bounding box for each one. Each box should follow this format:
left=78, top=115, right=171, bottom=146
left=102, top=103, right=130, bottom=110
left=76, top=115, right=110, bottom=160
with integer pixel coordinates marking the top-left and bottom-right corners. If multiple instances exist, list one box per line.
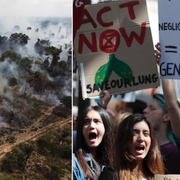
left=155, top=174, right=180, bottom=180
left=73, top=0, right=87, bottom=41
left=74, top=0, right=160, bottom=99
left=158, top=0, right=180, bottom=79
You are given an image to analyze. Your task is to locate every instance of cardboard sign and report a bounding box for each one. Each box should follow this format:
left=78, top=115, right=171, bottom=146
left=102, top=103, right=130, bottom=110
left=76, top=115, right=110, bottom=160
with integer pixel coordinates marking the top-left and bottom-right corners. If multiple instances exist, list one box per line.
left=158, top=0, right=180, bottom=79
left=155, top=174, right=180, bottom=180
left=74, top=0, right=160, bottom=99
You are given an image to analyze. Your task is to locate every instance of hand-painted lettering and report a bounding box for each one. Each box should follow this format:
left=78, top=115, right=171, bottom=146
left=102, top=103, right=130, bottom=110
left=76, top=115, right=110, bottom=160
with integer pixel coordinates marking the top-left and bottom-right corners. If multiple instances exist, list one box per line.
left=99, top=29, right=120, bottom=53
left=78, top=32, right=97, bottom=54
left=119, top=22, right=146, bottom=47
left=119, top=1, right=139, bottom=20
left=97, top=6, right=113, bottom=27
left=105, top=80, right=111, bottom=90
left=86, top=84, right=92, bottom=93
left=124, top=78, right=132, bottom=88
left=93, top=83, right=99, bottom=93
left=160, top=62, right=180, bottom=76
left=159, top=22, right=180, bottom=31
left=86, top=73, right=158, bottom=94
left=75, top=0, right=84, bottom=8
left=78, top=9, right=97, bottom=29
left=78, top=22, right=146, bottom=53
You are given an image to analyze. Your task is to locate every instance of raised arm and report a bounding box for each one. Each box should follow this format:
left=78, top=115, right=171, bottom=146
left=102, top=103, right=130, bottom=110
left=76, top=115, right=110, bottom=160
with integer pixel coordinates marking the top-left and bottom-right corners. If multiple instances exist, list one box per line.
left=98, top=90, right=112, bottom=109
left=162, top=79, right=180, bottom=140
left=155, top=43, right=180, bottom=140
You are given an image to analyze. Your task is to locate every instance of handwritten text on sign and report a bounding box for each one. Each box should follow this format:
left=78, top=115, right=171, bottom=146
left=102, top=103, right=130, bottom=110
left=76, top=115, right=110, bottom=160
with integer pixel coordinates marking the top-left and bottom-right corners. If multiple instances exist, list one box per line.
left=155, top=174, right=180, bottom=180
left=159, top=0, right=180, bottom=79
left=74, top=0, right=159, bottom=98
left=78, top=1, right=146, bottom=54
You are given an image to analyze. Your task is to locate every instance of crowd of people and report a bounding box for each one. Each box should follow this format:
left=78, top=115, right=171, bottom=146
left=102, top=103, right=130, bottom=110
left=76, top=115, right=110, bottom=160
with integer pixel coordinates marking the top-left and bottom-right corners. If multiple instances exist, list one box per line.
left=73, top=43, right=180, bottom=179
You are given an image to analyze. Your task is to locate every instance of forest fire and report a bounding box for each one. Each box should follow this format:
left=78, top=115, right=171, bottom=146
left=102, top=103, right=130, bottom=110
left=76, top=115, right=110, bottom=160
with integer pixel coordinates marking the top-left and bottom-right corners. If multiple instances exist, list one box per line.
left=0, top=17, right=71, bottom=134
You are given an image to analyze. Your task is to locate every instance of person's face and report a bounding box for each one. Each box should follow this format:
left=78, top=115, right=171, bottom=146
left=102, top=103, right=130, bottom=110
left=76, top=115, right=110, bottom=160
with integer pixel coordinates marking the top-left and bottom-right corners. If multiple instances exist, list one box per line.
left=128, top=121, right=151, bottom=162
left=82, top=110, right=105, bottom=150
left=143, top=98, right=164, bottom=131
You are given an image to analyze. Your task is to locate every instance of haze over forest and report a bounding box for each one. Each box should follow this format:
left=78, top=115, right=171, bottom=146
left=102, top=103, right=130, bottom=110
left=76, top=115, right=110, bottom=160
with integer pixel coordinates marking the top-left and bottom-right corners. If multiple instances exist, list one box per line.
left=0, top=16, right=72, bottom=129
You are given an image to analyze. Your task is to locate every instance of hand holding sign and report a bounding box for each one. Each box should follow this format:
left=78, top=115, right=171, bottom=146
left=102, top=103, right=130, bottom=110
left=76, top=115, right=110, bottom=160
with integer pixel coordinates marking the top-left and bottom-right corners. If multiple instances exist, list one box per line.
left=155, top=42, right=161, bottom=65
left=98, top=90, right=112, bottom=109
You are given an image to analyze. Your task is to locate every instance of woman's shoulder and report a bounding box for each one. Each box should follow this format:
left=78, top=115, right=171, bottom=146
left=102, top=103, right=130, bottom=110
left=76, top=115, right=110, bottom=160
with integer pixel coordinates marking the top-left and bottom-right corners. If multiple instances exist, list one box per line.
left=98, top=167, right=117, bottom=180
left=73, top=153, right=80, bottom=170
left=73, top=153, right=86, bottom=180
left=73, top=152, right=91, bottom=168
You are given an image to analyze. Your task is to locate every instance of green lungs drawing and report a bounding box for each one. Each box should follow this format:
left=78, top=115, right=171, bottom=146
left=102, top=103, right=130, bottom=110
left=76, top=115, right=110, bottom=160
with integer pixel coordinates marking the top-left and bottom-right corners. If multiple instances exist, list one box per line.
left=95, top=54, right=133, bottom=88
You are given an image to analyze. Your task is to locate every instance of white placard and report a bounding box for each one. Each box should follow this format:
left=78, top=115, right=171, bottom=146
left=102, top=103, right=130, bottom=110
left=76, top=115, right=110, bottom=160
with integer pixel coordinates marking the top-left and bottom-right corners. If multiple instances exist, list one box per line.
left=158, top=0, right=180, bottom=79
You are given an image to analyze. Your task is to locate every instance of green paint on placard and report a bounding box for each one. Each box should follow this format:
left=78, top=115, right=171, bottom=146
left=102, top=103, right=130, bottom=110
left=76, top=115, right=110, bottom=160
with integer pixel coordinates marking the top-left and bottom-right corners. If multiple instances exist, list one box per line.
left=95, top=53, right=133, bottom=88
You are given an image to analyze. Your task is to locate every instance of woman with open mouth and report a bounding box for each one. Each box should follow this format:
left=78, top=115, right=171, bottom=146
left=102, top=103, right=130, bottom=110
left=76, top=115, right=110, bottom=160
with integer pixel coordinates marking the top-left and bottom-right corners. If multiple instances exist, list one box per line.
left=73, top=105, right=114, bottom=180
left=99, top=114, right=165, bottom=180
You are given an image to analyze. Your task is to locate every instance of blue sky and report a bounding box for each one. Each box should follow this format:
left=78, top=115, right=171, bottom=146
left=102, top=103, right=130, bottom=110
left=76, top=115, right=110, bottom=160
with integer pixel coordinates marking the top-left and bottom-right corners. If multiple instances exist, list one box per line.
left=0, top=0, right=72, bottom=17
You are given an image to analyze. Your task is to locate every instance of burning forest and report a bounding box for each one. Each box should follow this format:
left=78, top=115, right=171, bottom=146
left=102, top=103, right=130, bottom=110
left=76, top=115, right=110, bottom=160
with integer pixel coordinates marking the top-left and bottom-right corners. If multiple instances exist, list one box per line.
left=0, top=17, right=72, bottom=131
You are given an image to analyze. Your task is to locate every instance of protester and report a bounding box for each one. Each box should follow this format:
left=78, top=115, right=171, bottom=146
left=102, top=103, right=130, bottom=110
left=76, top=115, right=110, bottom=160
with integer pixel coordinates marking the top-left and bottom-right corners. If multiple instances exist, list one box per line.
left=100, top=88, right=180, bottom=174
left=73, top=106, right=113, bottom=180
left=98, top=114, right=164, bottom=180
left=155, top=42, right=180, bottom=150
left=143, top=42, right=180, bottom=173
left=98, top=43, right=180, bottom=173
left=143, top=93, right=180, bottom=173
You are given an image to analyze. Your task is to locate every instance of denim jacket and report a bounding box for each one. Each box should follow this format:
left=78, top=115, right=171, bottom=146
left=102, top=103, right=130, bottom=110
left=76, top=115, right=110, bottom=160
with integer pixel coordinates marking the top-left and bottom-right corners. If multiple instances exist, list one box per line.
left=73, top=153, right=104, bottom=180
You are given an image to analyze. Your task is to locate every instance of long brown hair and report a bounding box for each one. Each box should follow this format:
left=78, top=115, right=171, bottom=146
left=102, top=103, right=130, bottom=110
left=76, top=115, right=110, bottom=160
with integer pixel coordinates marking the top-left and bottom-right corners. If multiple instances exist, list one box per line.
left=114, top=114, right=164, bottom=180
left=113, top=112, right=132, bottom=137
left=74, top=106, right=114, bottom=179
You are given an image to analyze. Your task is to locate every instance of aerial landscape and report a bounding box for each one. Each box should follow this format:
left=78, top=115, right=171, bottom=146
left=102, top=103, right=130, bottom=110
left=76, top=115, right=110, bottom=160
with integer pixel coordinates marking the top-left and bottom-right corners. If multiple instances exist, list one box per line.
left=0, top=1, right=72, bottom=179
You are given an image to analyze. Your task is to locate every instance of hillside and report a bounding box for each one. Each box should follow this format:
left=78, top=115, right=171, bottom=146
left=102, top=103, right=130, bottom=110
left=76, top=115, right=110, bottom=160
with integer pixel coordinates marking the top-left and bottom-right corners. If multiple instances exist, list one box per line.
left=0, top=105, right=71, bottom=180
left=0, top=16, right=72, bottom=180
